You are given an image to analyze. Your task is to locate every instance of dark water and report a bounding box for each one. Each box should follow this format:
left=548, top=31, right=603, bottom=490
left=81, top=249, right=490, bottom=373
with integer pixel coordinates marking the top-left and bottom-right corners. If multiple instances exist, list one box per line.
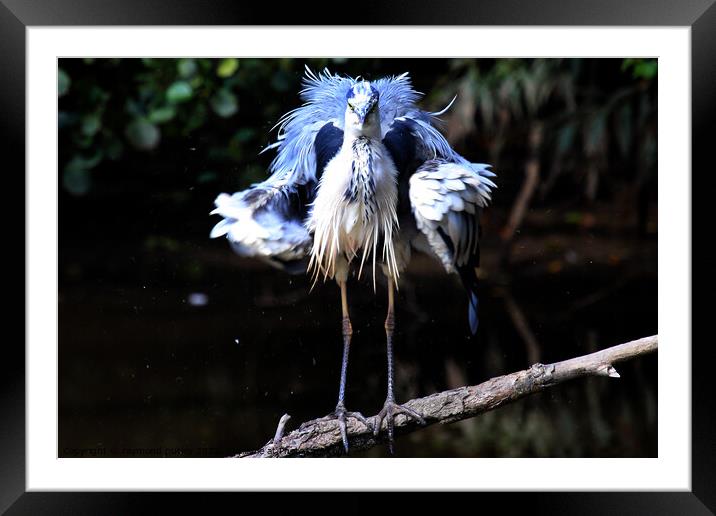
left=59, top=214, right=657, bottom=458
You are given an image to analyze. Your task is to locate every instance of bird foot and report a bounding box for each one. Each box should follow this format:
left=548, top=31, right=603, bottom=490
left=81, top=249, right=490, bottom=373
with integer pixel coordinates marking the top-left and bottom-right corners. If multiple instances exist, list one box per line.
left=373, top=398, right=426, bottom=454
left=322, top=403, right=372, bottom=454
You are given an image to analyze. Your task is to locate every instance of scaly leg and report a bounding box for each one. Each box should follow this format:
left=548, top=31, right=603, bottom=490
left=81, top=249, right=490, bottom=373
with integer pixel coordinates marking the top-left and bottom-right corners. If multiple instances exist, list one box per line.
left=374, top=277, right=426, bottom=454
left=328, top=279, right=370, bottom=453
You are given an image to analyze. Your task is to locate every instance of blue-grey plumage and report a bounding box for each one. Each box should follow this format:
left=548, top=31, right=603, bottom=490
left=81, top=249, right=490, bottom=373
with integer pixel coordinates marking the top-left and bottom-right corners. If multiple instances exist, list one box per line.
left=210, top=66, right=496, bottom=453
left=211, top=67, right=495, bottom=300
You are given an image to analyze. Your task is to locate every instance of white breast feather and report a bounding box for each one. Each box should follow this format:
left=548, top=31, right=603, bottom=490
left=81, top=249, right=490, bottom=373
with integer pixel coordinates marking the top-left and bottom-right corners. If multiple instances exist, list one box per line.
left=307, top=140, right=399, bottom=287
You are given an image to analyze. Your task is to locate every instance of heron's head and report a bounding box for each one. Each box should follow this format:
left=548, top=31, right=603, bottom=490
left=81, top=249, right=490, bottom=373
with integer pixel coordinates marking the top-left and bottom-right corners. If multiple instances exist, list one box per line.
left=345, top=81, right=380, bottom=136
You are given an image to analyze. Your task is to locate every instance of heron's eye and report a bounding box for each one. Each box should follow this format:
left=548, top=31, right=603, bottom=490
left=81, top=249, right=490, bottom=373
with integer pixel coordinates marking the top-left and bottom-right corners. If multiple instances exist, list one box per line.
left=348, top=103, right=355, bottom=111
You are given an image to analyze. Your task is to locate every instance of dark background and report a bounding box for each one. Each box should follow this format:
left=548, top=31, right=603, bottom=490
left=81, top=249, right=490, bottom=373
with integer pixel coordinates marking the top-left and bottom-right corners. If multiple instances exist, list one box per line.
left=58, top=58, right=657, bottom=458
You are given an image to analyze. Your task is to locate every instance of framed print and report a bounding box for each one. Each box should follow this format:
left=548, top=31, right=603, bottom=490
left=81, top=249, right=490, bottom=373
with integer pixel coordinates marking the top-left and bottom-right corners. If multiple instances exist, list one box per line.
left=2, top=0, right=711, bottom=512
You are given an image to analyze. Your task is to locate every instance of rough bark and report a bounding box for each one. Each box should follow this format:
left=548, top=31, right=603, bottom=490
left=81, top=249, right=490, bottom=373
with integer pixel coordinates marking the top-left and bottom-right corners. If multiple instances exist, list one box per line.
left=235, top=335, right=657, bottom=458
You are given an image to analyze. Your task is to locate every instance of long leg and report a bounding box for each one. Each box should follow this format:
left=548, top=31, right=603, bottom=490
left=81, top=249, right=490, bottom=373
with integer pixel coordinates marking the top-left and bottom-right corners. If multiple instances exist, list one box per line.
left=330, top=278, right=370, bottom=453
left=337, top=279, right=351, bottom=408
left=374, top=277, right=426, bottom=454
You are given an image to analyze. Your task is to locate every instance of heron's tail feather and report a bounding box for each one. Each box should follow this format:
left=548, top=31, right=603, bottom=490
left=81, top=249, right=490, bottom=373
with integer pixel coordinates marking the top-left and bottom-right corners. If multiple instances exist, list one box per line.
left=210, top=184, right=313, bottom=273
left=457, top=265, right=480, bottom=335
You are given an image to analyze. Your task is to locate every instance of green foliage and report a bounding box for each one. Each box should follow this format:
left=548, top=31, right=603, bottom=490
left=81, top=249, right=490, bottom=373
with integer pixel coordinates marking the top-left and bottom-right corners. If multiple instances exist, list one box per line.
left=621, top=58, right=658, bottom=80
left=216, top=58, right=239, bottom=78
left=430, top=58, right=656, bottom=201
left=148, top=105, right=176, bottom=124
left=62, top=151, right=102, bottom=195
left=166, top=81, right=193, bottom=103
left=58, top=68, right=71, bottom=96
left=177, top=58, right=197, bottom=78
left=210, top=89, right=238, bottom=118
left=58, top=57, right=657, bottom=204
left=125, top=118, right=161, bottom=150
left=58, top=58, right=269, bottom=195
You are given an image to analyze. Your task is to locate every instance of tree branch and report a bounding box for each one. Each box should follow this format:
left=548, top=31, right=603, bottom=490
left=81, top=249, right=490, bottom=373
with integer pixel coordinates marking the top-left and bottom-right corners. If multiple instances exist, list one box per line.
left=235, top=335, right=657, bottom=458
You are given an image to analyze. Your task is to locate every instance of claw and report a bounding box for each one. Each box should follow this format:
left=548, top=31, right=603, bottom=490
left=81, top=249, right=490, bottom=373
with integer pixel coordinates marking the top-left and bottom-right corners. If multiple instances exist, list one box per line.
left=373, top=399, right=426, bottom=454
left=337, top=415, right=349, bottom=453
left=328, top=403, right=372, bottom=454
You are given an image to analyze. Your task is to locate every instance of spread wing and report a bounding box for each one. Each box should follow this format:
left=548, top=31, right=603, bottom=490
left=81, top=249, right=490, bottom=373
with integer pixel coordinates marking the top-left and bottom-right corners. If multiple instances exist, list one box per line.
left=210, top=66, right=466, bottom=272
left=379, top=93, right=496, bottom=333
left=209, top=68, right=348, bottom=271
left=378, top=100, right=496, bottom=273
left=261, top=67, right=352, bottom=187
left=408, top=159, right=495, bottom=333
left=408, top=159, right=494, bottom=273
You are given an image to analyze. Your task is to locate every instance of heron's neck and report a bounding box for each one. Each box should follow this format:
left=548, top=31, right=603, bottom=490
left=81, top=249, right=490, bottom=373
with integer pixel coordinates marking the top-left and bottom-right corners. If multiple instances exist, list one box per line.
left=343, top=122, right=382, bottom=143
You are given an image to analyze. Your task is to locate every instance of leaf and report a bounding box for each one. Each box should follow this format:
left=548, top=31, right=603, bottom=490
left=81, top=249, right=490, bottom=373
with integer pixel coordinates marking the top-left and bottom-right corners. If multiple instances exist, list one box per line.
left=63, top=165, right=91, bottom=196
left=148, top=105, right=176, bottom=124
left=166, top=81, right=193, bottom=104
left=75, top=151, right=103, bottom=170
left=81, top=114, right=101, bottom=137
left=177, top=58, right=197, bottom=78
left=210, top=89, right=238, bottom=118
left=58, top=68, right=71, bottom=96
left=62, top=152, right=103, bottom=195
left=622, top=58, right=657, bottom=80
left=634, top=60, right=657, bottom=80
left=217, top=58, right=239, bottom=78
left=621, top=58, right=635, bottom=71
left=125, top=118, right=161, bottom=150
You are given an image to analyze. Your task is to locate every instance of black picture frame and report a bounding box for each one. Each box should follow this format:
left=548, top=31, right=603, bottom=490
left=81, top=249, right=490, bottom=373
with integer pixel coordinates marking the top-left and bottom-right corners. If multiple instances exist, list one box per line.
left=2, top=0, right=710, bottom=512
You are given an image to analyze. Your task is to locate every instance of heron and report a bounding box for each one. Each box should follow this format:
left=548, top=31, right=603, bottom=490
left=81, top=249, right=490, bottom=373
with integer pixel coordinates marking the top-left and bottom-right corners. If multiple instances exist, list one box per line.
left=210, top=67, right=496, bottom=453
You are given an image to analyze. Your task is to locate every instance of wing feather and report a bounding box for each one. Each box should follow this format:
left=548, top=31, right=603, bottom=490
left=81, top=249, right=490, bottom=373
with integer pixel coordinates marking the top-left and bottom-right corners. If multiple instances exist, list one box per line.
left=409, top=160, right=495, bottom=272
